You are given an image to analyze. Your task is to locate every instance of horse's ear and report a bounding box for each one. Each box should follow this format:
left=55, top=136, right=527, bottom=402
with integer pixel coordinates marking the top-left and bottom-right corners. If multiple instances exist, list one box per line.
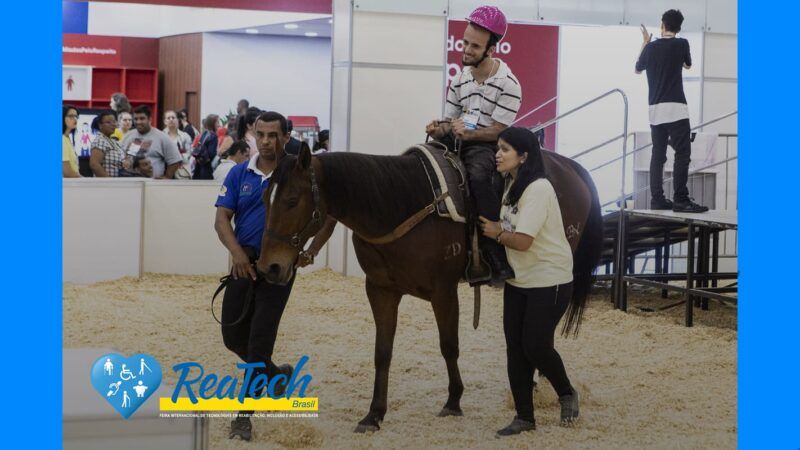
left=297, top=143, right=312, bottom=170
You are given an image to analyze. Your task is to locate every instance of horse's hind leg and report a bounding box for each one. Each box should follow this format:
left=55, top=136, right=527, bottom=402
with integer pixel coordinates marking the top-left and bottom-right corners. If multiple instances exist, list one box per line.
left=432, top=287, right=464, bottom=417
left=354, top=279, right=401, bottom=433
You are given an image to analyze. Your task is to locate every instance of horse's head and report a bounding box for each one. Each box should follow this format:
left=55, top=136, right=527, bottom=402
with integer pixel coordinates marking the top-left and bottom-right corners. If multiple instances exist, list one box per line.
left=257, top=146, right=326, bottom=285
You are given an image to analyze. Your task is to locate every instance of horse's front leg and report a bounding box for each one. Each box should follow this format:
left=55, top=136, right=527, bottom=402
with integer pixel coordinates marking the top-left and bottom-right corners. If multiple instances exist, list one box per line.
left=354, top=279, right=402, bottom=433
left=432, top=286, right=464, bottom=417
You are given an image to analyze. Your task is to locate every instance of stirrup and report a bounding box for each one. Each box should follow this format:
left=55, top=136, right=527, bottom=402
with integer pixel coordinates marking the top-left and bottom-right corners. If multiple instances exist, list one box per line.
left=465, top=250, right=492, bottom=286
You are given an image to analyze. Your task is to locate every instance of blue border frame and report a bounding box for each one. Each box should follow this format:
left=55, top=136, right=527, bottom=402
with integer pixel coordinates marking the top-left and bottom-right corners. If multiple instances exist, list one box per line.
left=739, top=0, right=799, bottom=448
left=0, top=2, right=62, bottom=449
left=1, top=0, right=796, bottom=448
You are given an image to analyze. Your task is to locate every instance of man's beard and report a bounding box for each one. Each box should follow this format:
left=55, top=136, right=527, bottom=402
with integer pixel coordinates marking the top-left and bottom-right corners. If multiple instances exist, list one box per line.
left=462, top=50, right=489, bottom=67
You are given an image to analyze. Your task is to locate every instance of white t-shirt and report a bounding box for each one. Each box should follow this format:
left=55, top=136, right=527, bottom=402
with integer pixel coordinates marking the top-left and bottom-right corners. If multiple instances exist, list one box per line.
left=500, top=178, right=573, bottom=288
left=213, top=159, right=239, bottom=181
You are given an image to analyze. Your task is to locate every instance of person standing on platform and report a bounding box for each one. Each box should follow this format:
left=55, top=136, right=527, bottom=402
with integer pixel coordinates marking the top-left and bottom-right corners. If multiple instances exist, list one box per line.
left=635, top=9, right=708, bottom=213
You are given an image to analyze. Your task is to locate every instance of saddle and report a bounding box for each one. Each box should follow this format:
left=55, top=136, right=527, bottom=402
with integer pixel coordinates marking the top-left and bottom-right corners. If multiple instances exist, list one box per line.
left=402, top=143, right=469, bottom=223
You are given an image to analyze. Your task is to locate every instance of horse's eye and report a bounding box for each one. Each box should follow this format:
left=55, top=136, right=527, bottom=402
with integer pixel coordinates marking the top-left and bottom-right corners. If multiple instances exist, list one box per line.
left=285, top=197, right=299, bottom=208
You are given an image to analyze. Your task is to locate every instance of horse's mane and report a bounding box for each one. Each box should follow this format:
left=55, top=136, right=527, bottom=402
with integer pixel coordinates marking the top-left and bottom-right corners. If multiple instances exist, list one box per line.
left=315, top=151, right=433, bottom=235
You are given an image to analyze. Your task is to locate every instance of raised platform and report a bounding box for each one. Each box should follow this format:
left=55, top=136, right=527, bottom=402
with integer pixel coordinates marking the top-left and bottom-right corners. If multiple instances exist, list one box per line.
left=607, top=209, right=738, bottom=327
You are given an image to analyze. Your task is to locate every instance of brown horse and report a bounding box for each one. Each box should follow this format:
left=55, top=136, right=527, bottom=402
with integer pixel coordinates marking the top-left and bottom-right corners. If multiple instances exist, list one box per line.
left=256, top=145, right=602, bottom=432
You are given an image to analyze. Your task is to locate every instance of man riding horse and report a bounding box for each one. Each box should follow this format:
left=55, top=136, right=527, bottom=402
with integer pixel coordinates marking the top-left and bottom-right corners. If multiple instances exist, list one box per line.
left=426, top=5, right=520, bottom=286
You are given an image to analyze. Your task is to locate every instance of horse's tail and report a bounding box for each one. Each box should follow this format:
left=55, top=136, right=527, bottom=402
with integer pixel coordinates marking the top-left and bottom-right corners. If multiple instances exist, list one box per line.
left=562, top=164, right=603, bottom=337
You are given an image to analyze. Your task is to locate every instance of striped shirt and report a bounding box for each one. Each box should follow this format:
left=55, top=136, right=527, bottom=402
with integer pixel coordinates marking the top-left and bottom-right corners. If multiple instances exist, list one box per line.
left=92, top=132, right=125, bottom=177
left=444, top=58, right=522, bottom=128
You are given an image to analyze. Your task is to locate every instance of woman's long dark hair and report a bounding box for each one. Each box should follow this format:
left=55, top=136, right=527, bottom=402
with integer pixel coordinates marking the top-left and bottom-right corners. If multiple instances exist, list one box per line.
left=63, top=104, right=78, bottom=136
left=500, top=127, right=547, bottom=206
left=236, top=106, right=261, bottom=141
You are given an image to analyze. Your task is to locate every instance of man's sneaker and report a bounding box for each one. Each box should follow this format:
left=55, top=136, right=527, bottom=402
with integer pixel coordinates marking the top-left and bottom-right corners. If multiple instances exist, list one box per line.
left=672, top=199, right=709, bottom=213
left=495, top=416, right=536, bottom=437
left=650, top=197, right=673, bottom=210
left=229, top=415, right=252, bottom=441
left=559, top=387, right=580, bottom=426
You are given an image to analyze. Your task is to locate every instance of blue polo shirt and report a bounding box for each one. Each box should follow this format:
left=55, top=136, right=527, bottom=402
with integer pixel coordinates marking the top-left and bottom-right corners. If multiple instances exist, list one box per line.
left=215, top=154, right=271, bottom=253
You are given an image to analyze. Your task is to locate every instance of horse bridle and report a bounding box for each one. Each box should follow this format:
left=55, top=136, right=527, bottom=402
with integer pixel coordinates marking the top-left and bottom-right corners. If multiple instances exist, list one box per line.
left=264, top=165, right=323, bottom=250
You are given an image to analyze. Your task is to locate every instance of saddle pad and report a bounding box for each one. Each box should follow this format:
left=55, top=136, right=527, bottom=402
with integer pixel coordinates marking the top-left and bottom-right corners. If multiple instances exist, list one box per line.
left=403, top=143, right=467, bottom=223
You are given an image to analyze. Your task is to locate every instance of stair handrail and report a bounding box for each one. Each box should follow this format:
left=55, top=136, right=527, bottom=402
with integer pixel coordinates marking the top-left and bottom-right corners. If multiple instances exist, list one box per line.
left=590, top=110, right=738, bottom=173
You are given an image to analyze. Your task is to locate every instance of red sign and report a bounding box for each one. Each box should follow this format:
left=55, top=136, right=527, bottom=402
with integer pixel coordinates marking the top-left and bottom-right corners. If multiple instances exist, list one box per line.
left=447, top=21, right=559, bottom=150
left=63, top=34, right=122, bottom=66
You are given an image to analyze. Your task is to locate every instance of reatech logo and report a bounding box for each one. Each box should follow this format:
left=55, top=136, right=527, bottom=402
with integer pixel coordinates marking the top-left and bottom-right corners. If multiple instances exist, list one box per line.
left=90, top=353, right=162, bottom=419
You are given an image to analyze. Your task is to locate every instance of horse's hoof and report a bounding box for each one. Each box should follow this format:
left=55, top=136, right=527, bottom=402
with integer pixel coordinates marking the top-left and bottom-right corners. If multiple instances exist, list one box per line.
left=437, top=407, right=464, bottom=417
left=354, top=423, right=380, bottom=433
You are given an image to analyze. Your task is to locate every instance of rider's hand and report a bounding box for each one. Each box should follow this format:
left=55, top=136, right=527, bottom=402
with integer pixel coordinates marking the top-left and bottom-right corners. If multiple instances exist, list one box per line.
left=231, top=249, right=257, bottom=280
left=425, top=119, right=439, bottom=136
left=296, top=250, right=315, bottom=268
left=452, top=118, right=467, bottom=139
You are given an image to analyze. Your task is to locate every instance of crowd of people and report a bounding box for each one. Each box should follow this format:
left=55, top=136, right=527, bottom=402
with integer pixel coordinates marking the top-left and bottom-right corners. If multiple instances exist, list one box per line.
left=62, top=94, right=330, bottom=180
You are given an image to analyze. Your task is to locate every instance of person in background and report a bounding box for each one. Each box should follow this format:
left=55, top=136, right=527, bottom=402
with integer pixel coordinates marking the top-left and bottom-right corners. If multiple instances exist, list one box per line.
left=163, top=110, right=194, bottom=177
left=121, top=105, right=182, bottom=179
left=214, top=140, right=250, bottom=181
left=217, top=115, right=238, bottom=157
left=119, top=155, right=154, bottom=178
left=177, top=109, right=200, bottom=141
left=283, top=119, right=303, bottom=156
left=635, top=9, right=707, bottom=213
left=63, top=105, right=81, bottom=178
left=237, top=99, right=250, bottom=116
left=89, top=110, right=125, bottom=177
left=479, top=127, right=579, bottom=437
left=192, top=114, right=219, bottom=180
left=109, top=92, right=131, bottom=141
left=312, top=129, right=329, bottom=153
left=237, top=107, right=262, bottom=157
left=118, top=111, right=134, bottom=137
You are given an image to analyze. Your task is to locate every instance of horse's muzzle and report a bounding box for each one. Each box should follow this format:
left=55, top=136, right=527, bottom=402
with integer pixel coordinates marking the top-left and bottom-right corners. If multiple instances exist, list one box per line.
left=260, top=263, right=292, bottom=286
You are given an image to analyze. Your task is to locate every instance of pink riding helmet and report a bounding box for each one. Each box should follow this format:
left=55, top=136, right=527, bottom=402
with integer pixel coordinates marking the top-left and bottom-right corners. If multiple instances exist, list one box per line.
left=466, top=5, right=508, bottom=41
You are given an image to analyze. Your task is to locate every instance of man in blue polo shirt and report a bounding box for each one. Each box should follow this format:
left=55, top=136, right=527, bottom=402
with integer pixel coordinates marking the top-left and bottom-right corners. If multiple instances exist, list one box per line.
left=636, top=9, right=708, bottom=213
left=213, top=111, right=337, bottom=441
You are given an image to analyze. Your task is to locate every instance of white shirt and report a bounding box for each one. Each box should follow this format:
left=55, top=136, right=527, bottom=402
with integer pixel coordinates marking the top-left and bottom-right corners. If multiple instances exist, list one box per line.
left=214, top=159, right=238, bottom=181
left=500, top=178, right=573, bottom=288
left=444, top=58, right=522, bottom=127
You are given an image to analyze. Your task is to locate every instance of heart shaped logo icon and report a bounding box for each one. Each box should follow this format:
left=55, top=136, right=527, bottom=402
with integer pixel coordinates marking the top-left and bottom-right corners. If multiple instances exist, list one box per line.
left=90, top=353, right=162, bottom=419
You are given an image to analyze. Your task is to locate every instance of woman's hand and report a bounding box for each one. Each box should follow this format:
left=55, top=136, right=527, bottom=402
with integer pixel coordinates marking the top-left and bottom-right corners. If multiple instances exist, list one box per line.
left=478, top=216, right=502, bottom=239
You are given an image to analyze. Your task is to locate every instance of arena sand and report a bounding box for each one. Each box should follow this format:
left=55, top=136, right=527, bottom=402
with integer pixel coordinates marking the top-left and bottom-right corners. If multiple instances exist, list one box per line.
left=64, top=269, right=736, bottom=449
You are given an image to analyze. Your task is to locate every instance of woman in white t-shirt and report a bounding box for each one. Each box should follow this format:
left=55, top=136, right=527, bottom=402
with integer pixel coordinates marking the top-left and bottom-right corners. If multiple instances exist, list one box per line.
left=479, top=127, right=579, bottom=436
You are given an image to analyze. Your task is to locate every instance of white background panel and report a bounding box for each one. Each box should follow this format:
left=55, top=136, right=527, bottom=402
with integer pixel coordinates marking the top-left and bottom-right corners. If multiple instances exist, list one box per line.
left=333, top=0, right=352, bottom=63
left=539, top=0, right=625, bottom=25
left=353, top=0, right=448, bottom=17
left=702, top=82, right=738, bottom=133
left=142, top=181, right=229, bottom=275
left=704, top=33, right=737, bottom=79
left=349, top=67, right=443, bottom=155
left=352, top=12, right=445, bottom=66
left=330, top=66, right=351, bottom=152
left=202, top=33, right=332, bottom=129
left=623, top=0, right=705, bottom=31
left=63, top=180, right=143, bottom=283
left=706, top=0, right=737, bottom=34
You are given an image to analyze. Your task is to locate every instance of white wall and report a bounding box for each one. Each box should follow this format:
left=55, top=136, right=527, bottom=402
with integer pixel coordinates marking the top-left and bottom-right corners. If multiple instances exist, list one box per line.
left=201, top=33, right=332, bottom=129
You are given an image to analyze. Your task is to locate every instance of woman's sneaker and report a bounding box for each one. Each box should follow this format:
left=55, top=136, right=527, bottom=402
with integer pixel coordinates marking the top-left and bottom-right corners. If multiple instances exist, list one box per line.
left=672, top=198, right=709, bottom=213
left=496, top=416, right=535, bottom=437
left=559, top=387, right=580, bottom=426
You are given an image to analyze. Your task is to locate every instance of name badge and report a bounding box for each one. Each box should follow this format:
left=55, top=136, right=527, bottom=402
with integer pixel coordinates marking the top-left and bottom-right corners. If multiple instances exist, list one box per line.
left=463, top=112, right=479, bottom=130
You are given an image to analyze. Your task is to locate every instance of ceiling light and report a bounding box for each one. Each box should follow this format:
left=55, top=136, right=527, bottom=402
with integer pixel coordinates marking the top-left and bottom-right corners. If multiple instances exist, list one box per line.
left=245, top=28, right=259, bottom=34
left=304, top=32, right=318, bottom=37
left=284, top=23, right=299, bottom=29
